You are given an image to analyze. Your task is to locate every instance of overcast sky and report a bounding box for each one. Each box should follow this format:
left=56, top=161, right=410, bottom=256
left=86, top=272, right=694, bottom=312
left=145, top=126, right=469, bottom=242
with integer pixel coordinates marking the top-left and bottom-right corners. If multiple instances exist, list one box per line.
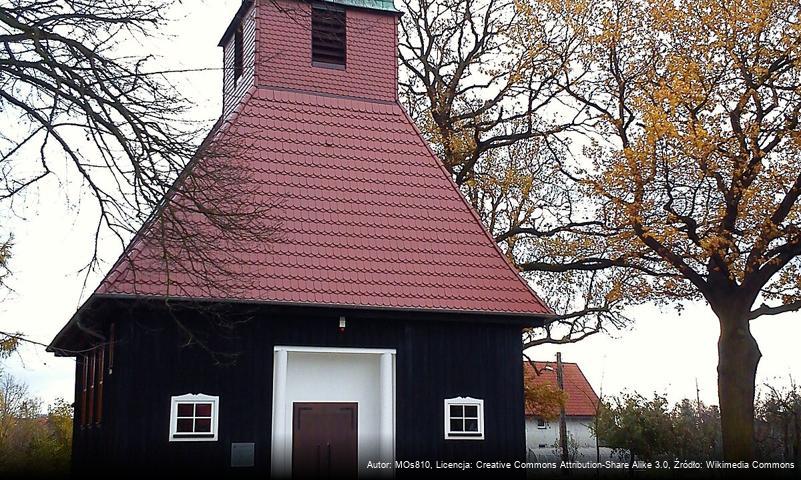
left=1, top=0, right=800, bottom=409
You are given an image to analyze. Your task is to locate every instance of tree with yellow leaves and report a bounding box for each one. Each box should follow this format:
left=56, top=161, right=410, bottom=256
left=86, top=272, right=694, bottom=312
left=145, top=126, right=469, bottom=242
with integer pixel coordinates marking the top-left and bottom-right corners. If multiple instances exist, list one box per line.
left=401, top=0, right=801, bottom=462
left=399, top=0, right=633, bottom=351
left=525, top=0, right=801, bottom=461
left=524, top=377, right=569, bottom=421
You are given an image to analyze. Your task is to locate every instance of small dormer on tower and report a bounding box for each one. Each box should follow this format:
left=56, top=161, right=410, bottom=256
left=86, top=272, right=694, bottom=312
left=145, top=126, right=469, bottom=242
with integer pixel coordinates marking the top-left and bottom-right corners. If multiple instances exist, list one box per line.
left=218, top=1, right=256, bottom=117
left=218, top=0, right=400, bottom=117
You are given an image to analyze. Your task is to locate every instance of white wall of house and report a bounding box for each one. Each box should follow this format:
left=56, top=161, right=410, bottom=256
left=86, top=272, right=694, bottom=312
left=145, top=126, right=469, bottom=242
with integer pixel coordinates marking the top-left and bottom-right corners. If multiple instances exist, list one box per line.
left=525, top=416, right=598, bottom=461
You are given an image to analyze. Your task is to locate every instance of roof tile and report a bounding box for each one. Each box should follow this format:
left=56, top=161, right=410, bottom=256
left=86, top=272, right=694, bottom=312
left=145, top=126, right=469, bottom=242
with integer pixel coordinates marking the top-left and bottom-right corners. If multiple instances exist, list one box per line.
left=94, top=87, right=551, bottom=317
left=524, top=362, right=599, bottom=417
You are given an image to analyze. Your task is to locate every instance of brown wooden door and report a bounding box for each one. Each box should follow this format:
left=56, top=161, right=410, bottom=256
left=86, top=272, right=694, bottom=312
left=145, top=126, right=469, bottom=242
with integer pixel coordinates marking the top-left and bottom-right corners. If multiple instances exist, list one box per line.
left=292, top=402, right=358, bottom=478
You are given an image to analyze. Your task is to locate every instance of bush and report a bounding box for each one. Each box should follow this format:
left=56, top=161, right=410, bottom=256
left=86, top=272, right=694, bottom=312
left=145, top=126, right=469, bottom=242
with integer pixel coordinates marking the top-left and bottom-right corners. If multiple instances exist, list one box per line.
left=0, top=370, right=72, bottom=477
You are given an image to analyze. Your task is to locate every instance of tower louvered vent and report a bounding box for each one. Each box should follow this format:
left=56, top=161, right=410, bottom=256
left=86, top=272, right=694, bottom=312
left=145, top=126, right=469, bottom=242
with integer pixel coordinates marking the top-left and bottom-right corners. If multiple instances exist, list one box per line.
left=312, top=5, right=346, bottom=66
left=233, top=22, right=244, bottom=81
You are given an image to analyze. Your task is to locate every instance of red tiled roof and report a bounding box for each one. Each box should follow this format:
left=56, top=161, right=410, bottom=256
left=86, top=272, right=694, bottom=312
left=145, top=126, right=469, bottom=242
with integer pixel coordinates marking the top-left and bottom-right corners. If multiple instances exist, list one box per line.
left=94, top=86, right=551, bottom=317
left=524, top=361, right=598, bottom=416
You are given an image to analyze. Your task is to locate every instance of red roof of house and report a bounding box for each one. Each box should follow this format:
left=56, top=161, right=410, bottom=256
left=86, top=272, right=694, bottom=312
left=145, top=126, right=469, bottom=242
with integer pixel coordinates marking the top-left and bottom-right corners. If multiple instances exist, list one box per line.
left=524, top=361, right=598, bottom=416
left=92, top=87, right=551, bottom=317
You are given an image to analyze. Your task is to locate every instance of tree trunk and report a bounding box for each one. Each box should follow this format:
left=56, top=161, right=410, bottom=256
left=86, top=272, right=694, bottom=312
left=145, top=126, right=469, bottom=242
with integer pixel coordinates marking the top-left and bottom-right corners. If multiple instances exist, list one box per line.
left=717, top=313, right=762, bottom=461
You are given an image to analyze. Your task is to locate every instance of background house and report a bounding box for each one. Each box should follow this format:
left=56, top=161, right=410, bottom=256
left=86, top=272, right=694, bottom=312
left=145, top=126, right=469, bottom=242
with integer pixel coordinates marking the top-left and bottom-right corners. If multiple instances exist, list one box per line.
left=523, top=361, right=611, bottom=462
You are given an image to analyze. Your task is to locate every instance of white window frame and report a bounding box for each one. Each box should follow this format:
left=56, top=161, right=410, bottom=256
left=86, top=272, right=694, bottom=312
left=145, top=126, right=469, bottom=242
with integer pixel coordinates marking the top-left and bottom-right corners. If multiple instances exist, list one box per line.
left=537, top=417, right=547, bottom=429
left=444, top=397, right=484, bottom=440
left=169, top=393, right=220, bottom=442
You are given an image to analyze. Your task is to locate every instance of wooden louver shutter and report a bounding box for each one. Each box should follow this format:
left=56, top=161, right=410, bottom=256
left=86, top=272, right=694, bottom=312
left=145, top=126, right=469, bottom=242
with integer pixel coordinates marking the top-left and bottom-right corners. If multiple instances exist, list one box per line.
left=80, top=355, right=89, bottom=427
left=234, top=22, right=244, bottom=81
left=87, top=350, right=96, bottom=424
left=312, top=6, right=346, bottom=66
left=95, top=346, right=105, bottom=424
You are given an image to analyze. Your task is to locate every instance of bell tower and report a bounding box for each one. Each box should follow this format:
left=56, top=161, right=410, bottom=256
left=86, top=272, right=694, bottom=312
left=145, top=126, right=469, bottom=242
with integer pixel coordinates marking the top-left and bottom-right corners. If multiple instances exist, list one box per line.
left=218, top=0, right=400, bottom=117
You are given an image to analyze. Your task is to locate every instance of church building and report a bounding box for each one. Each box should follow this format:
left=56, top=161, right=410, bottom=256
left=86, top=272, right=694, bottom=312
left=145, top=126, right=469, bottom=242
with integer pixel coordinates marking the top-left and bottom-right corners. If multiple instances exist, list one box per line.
left=48, top=0, right=552, bottom=476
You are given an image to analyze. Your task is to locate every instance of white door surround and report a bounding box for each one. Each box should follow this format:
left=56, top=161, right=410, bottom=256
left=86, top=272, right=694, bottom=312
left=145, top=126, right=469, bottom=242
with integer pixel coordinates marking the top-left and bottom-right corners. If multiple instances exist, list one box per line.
left=270, top=346, right=396, bottom=476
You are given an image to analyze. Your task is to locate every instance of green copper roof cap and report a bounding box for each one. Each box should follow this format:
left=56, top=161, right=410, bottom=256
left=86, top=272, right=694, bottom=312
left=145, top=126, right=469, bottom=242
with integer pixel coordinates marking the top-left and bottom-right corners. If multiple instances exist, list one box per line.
left=323, top=0, right=400, bottom=13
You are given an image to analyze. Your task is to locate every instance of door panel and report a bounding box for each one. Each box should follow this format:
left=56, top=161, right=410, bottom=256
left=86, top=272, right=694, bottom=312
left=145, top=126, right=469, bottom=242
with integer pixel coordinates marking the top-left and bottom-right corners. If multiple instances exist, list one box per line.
left=292, top=402, right=358, bottom=478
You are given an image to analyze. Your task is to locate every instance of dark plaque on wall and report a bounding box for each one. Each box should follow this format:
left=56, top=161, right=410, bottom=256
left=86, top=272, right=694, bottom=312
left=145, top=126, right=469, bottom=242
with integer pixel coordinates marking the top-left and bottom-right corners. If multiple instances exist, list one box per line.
left=231, top=442, right=255, bottom=467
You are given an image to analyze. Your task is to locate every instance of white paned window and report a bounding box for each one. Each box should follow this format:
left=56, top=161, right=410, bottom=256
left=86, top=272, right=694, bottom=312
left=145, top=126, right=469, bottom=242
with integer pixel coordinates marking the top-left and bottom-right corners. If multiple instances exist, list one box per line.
left=169, top=393, right=219, bottom=441
left=444, top=397, right=484, bottom=440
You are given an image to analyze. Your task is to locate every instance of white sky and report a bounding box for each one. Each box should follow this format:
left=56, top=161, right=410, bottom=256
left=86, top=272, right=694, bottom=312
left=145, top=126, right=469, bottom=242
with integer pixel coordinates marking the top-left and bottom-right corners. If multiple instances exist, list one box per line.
left=1, top=0, right=800, bottom=409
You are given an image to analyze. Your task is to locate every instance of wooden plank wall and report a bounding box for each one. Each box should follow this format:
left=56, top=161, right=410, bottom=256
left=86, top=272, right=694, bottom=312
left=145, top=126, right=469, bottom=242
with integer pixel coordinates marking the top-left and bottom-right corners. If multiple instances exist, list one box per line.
left=70, top=303, right=526, bottom=477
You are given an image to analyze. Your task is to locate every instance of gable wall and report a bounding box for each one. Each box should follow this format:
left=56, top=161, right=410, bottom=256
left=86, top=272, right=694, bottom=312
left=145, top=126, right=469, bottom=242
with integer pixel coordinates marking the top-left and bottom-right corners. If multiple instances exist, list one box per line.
left=525, top=416, right=597, bottom=451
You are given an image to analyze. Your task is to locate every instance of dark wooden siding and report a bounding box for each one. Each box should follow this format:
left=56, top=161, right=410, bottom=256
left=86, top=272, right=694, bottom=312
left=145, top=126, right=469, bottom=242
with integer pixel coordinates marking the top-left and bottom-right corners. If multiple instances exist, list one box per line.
left=397, top=321, right=525, bottom=463
left=71, top=301, right=526, bottom=476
